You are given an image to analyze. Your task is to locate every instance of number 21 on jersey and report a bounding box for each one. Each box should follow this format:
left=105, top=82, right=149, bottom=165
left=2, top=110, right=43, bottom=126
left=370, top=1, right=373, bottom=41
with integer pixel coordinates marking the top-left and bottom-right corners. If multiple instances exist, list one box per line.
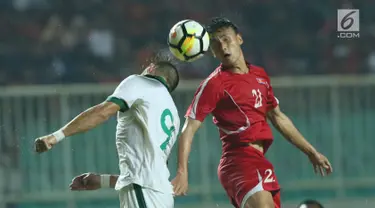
left=160, top=108, right=175, bottom=151
left=252, top=89, right=262, bottom=108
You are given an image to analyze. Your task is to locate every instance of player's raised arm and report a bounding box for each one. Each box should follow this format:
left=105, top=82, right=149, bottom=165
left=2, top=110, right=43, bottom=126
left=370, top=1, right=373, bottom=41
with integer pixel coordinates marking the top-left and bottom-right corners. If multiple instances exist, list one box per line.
left=267, top=105, right=333, bottom=176
left=34, top=75, right=140, bottom=153
left=34, top=101, right=120, bottom=153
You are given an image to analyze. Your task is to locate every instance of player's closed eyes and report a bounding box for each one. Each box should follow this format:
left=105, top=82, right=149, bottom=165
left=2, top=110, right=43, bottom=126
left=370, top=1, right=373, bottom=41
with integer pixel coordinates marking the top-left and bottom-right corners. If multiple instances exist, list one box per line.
left=212, top=38, right=230, bottom=49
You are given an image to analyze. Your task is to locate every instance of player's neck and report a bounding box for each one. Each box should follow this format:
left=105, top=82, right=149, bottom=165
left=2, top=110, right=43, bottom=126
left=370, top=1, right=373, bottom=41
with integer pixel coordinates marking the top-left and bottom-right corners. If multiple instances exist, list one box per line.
left=224, top=59, right=248, bottom=74
left=143, top=74, right=171, bottom=92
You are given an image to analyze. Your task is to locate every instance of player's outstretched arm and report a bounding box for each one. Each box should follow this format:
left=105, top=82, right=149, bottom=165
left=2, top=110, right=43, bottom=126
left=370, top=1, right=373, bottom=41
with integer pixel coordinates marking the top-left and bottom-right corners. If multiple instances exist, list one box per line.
left=171, top=117, right=202, bottom=196
left=267, top=106, right=333, bottom=176
left=69, top=172, right=119, bottom=191
left=34, top=101, right=120, bottom=153
left=267, top=106, right=317, bottom=155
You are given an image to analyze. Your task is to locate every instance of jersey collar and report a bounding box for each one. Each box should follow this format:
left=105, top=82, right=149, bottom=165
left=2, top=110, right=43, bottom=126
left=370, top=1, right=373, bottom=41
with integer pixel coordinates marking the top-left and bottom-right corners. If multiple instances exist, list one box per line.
left=144, top=74, right=170, bottom=92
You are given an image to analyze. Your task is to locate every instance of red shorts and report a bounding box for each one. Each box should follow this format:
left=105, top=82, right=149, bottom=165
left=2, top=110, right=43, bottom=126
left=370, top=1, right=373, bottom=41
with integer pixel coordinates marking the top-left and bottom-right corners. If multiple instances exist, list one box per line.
left=218, top=146, right=281, bottom=208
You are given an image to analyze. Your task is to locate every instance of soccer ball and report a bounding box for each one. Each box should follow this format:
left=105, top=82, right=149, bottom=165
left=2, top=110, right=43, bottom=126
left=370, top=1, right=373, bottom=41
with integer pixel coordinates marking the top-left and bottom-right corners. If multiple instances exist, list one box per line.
left=168, top=19, right=210, bottom=62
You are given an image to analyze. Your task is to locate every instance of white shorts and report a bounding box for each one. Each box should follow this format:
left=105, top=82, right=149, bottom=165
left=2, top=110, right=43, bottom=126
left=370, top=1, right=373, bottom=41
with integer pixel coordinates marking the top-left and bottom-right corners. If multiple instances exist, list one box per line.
left=119, top=184, right=174, bottom=208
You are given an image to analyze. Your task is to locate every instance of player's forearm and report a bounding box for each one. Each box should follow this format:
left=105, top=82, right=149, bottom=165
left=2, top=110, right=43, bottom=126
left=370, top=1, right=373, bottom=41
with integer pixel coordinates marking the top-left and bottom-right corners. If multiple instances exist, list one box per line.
left=176, top=118, right=202, bottom=174
left=60, top=104, right=111, bottom=137
left=177, top=132, right=194, bottom=174
left=271, top=113, right=317, bottom=156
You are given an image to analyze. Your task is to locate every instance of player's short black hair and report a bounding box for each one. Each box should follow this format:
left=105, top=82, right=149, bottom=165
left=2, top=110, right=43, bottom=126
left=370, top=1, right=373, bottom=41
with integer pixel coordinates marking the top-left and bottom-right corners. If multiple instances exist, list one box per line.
left=206, top=17, right=239, bottom=34
left=154, top=61, right=179, bottom=92
left=298, top=199, right=324, bottom=208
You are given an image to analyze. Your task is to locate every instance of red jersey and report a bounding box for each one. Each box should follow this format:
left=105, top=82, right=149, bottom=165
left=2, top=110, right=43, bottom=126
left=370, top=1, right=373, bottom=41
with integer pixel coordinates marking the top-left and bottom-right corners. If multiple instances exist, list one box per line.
left=186, top=63, right=279, bottom=153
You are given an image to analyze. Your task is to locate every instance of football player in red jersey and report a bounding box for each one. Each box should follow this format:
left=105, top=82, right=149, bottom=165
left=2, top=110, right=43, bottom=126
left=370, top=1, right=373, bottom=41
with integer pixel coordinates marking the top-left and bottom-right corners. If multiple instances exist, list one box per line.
left=171, top=17, right=333, bottom=208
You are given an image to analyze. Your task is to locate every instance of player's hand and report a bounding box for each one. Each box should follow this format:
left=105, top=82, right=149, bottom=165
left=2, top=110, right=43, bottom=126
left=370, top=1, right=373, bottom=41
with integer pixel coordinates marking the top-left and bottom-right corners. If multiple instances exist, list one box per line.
left=69, top=173, right=101, bottom=191
left=171, top=171, right=188, bottom=196
left=34, top=134, right=58, bottom=153
left=308, top=152, right=333, bottom=176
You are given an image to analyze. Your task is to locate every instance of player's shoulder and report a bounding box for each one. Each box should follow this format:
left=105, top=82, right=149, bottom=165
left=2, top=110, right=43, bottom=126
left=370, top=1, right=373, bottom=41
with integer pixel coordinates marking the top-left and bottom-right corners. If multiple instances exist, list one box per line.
left=116, top=75, right=151, bottom=91
left=201, top=67, right=222, bottom=86
left=122, top=74, right=155, bottom=85
left=250, top=64, right=270, bottom=79
left=120, top=74, right=141, bottom=84
left=126, top=74, right=147, bottom=82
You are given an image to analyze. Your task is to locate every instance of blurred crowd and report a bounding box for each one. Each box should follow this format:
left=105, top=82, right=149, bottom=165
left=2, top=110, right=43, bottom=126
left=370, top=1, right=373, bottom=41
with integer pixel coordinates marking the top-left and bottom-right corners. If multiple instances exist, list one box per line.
left=1, top=0, right=375, bottom=85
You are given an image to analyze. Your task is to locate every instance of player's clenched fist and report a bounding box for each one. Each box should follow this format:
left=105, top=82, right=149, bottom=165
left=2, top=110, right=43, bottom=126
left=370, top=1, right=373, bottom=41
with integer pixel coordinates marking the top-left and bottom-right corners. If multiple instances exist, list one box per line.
left=69, top=173, right=101, bottom=191
left=34, top=135, right=57, bottom=153
left=171, top=172, right=188, bottom=196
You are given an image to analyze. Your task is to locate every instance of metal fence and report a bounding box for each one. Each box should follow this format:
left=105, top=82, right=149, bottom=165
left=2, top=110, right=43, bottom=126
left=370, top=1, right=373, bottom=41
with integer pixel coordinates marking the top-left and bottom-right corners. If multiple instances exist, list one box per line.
left=1, top=74, right=375, bottom=208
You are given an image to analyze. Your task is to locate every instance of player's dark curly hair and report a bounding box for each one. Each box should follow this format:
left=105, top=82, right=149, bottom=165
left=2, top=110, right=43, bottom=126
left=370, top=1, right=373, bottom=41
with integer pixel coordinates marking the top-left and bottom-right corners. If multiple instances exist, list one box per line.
left=298, top=199, right=324, bottom=208
left=206, top=17, right=239, bottom=34
left=151, top=52, right=180, bottom=92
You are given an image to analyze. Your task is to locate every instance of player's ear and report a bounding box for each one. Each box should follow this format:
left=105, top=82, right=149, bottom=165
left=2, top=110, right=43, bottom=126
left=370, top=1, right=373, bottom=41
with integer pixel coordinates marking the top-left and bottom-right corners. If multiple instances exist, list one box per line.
left=142, top=63, right=156, bottom=75
left=140, top=68, right=148, bottom=75
left=237, top=34, right=243, bottom=45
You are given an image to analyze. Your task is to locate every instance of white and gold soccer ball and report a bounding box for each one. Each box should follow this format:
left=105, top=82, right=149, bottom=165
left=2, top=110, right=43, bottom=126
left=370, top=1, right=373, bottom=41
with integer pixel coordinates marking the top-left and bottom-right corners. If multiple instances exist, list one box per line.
left=167, top=19, right=210, bottom=62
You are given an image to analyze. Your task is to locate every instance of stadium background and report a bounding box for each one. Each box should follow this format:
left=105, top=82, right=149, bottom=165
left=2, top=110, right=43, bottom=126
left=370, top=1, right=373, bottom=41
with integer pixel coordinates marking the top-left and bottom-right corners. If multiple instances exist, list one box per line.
left=0, top=0, right=375, bottom=207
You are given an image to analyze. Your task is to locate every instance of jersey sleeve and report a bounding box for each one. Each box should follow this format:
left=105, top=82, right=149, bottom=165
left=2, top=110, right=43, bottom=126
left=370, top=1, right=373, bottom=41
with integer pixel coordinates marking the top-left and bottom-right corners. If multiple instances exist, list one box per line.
left=266, top=77, right=279, bottom=111
left=185, top=78, right=222, bottom=122
left=106, top=75, right=144, bottom=112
